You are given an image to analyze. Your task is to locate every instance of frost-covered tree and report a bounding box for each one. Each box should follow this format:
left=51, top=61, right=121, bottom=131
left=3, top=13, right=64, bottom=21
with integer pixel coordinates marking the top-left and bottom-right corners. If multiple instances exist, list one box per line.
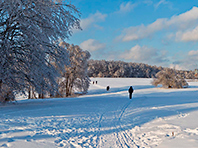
left=87, top=60, right=195, bottom=79
left=152, top=69, right=188, bottom=88
left=88, top=60, right=162, bottom=78
left=0, top=0, right=81, bottom=101
left=58, top=42, right=91, bottom=97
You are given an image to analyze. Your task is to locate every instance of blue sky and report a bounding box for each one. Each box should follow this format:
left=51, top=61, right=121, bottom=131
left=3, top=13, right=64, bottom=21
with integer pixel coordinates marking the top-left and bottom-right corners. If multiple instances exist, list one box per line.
left=68, top=0, right=198, bottom=70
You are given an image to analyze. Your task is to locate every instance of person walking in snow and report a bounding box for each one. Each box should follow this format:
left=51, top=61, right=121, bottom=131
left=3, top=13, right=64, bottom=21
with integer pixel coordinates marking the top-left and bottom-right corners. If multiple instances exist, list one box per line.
left=106, top=86, right=110, bottom=91
left=128, top=86, right=134, bottom=99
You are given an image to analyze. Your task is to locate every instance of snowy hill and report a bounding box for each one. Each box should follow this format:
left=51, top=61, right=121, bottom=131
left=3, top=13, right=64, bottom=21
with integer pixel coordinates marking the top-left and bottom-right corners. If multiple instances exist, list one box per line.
left=0, top=78, right=198, bottom=148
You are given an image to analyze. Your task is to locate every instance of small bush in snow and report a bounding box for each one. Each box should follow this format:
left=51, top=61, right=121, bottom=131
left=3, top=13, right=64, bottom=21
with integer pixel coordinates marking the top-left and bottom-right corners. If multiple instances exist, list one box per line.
left=152, top=69, right=188, bottom=88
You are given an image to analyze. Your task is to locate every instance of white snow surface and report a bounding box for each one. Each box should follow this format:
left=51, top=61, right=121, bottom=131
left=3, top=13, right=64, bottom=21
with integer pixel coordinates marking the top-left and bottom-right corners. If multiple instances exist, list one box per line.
left=1, top=78, right=198, bottom=148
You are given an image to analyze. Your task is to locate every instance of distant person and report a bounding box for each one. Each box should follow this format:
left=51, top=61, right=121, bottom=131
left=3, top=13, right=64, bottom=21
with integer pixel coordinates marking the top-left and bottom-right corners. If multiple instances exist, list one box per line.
left=128, top=86, right=134, bottom=99
left=106, top=86, right=110, bottom=91
left=96, top=81, right=97, bottom=84
left=93, top=81, right=94, bottom=84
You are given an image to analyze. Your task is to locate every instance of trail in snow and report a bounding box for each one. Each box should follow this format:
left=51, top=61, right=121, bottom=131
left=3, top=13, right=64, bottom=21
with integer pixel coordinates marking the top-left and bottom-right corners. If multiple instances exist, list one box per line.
left=0, top=78, right=198, bottom=147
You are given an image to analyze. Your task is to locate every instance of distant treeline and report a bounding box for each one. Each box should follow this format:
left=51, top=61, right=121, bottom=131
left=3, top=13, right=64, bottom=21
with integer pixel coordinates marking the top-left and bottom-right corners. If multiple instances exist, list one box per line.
left=88, top=60, right=196, bottom=79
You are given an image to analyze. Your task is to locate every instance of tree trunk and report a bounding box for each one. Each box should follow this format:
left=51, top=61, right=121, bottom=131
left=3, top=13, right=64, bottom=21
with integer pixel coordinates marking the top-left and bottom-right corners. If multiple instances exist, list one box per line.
left=65, top=76, right=69, bottom=97
left=0, top=79, right=2, bottom=93
left=28, top=86, right=32, bottom=99
left=28, top=88, right=31, bottom=99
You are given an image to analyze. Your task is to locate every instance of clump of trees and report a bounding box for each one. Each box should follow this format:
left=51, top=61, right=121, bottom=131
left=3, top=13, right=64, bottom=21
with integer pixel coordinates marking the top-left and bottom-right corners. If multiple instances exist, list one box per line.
left=26, top=42, right=91, bottom=99
left=88, top=60, right=162, bottom=78
left=0, top=0, right=87, bottom=102
left=152, top=69, right=188, bottom=88
left=58, top=42, right=91, bottom=97
left=88, top=60, right=196, bottom=79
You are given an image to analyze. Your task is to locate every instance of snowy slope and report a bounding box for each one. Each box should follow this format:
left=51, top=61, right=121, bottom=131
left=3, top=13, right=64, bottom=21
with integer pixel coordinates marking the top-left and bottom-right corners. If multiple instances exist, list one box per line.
left=0, top=78, right=198, bottom=148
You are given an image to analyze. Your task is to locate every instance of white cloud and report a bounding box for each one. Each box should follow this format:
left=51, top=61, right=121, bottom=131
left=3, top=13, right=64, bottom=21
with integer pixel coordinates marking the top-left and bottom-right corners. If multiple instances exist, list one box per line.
left=120, top=45, right=156, bottom=61
left=119, top=45, right=168, bottom=64
left=154, top=0, right=172, bottom=9
left=169, top=64, right=187, bottom=70
left=119, top=7, right=198, bottom=41
left=176, top=26, right=198, bottom=42
left=170, top=50, right=198, bottom=70
left=185, top=50, right=198, bottom=69
left=73, top=11, right=107, bottom=33
left=188, top=50, right=198, bottom=56
left=117, top=2, right=137, bottom=13
left=80, top=39, right=106, bottom=52
left=143, top=0, right=153, bottom=6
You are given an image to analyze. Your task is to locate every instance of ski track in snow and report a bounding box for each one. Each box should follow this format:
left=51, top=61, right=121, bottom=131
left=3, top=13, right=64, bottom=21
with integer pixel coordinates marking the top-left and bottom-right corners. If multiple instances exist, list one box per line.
left=0, top=78, right=198, bottom=147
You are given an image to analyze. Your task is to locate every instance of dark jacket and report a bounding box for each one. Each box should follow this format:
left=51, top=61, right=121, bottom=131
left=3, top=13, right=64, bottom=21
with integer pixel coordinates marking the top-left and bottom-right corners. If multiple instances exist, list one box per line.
left=106, top=86, right=110, bottom=91
left=128, top=86, right=134, bottom=94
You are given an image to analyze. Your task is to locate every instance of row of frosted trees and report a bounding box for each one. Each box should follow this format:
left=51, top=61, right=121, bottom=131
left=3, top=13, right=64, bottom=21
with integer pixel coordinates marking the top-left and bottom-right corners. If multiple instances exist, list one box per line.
left=0, top=0, right=90, bottom=102
left=28, top=43, right=91, bottom=99
left=88, top=60, right=196, bottom=79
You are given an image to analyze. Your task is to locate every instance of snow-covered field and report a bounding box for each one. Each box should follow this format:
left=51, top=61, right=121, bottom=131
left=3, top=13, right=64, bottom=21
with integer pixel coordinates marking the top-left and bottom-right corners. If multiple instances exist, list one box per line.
left=1, top=78, right=198, bottom=148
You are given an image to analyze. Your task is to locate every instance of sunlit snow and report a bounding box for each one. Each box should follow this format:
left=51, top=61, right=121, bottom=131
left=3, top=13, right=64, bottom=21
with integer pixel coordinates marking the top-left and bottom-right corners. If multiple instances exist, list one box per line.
left=0, top=78, right=198, bottom=148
